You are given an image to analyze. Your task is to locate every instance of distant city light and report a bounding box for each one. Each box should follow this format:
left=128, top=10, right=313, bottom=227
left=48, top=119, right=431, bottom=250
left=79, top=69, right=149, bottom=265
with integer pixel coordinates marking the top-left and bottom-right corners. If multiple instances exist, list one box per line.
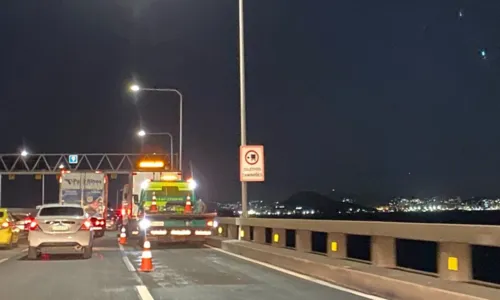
left=480, top=49, right=487, bottom=59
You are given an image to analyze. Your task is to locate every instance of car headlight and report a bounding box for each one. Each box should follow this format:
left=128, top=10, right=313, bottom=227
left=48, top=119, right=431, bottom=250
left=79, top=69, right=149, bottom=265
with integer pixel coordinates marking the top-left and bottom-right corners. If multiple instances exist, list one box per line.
left=139, top=219, right=151, bottom=230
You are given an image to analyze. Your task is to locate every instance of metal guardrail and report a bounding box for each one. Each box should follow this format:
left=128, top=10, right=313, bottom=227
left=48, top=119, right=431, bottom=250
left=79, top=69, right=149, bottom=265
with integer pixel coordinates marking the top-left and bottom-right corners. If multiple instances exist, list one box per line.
left=214, top=217, right=498, bottom=283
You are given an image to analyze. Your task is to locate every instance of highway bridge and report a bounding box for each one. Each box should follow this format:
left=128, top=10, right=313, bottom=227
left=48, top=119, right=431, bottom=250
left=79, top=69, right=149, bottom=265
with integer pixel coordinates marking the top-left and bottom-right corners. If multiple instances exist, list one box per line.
left=1, top=214, right=500, bottom=299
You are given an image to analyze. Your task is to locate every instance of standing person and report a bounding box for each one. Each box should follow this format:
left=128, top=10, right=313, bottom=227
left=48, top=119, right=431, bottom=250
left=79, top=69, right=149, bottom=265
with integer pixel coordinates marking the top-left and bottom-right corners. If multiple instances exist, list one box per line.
left=197, top=198, right=207, bottom=213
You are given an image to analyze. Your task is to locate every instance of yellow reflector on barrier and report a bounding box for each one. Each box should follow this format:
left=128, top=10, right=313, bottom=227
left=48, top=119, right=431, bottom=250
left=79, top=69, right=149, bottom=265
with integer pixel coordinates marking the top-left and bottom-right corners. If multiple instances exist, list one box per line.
left=240, top=229, right=245, bottom=238
left=217, top=226, right=223, bottom=234
left=331, top=241, right=338, bottom=252
left=273, top=233, right=279, bottom=243
left=448, top=257, right=458, bottom=271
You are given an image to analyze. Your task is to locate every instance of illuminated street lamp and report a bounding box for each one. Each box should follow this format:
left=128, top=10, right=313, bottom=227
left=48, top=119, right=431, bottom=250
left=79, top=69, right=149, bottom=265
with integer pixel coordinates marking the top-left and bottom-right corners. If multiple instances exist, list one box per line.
left=137, top=129, right=146, bottom=137
left=129, top=84, right=140, bottom=92
left=20, top=150, right=28, bottom=157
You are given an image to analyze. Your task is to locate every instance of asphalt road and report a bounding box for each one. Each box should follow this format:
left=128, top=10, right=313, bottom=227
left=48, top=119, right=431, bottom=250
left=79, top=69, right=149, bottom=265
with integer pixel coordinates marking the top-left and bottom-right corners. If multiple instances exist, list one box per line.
left=0, top=232, right=383, bottom=300
left=122, top=240, right=382, bottom=300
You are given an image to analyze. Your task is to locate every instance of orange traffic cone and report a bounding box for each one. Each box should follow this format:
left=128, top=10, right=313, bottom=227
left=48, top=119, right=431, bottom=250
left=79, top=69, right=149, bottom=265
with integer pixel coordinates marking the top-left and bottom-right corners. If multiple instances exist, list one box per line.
left=119, top=227, right=127, bottom=245
left=184, top=196, right=192, bottom=214
left=150, top=193, right=158, bottom=212
left=139, top=240, right=153, bottom=272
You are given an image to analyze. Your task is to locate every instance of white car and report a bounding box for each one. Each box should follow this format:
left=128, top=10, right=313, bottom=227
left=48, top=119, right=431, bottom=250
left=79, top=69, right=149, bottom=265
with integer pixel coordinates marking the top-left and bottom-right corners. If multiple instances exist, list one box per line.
left=27, top=204, right=94, bottom=259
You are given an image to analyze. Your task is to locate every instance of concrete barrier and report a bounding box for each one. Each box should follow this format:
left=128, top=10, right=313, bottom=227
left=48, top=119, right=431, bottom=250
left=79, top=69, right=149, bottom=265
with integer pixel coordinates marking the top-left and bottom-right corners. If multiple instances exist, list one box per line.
left=210, top=218, right=500, bottom=300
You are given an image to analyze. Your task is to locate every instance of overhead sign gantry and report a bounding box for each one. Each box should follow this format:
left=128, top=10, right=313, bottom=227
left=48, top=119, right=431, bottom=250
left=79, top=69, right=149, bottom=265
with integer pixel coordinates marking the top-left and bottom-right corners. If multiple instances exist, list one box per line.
left=0, top=153, right=178, bottom=175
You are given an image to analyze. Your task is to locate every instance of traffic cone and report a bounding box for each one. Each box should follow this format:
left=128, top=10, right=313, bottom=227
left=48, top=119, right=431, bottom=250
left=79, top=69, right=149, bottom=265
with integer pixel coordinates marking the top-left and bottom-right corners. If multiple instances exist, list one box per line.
left=184, top=196, right=192, bottom=214
left=119, top=227, right=127, bottom=245
left=150, top=193, right=158, bottom=212
left=139, top=240, right=153, bottom=272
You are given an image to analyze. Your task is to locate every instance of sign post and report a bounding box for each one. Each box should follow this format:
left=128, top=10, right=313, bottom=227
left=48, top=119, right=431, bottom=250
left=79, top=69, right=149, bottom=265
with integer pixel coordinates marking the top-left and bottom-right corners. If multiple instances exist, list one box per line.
left=240, top=145, right=265, bottom=182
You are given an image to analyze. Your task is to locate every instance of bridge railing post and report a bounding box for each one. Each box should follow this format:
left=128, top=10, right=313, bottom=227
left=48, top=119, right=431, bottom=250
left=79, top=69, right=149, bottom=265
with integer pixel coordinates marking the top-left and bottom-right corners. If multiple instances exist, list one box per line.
left=327, top=232, right=346, bottom=258
left=240, top=225, right=251, bottom=241
left=215, top=224, right=228, bottom=237
left=438, top=242, right=472, bottom=282
left=296, top=230, right=312, bottom=252
left=253, top=227, right=265, bottom=244
left=371, top=236, right=396, bottom=268
left=227, top=224, right=239, bottom=239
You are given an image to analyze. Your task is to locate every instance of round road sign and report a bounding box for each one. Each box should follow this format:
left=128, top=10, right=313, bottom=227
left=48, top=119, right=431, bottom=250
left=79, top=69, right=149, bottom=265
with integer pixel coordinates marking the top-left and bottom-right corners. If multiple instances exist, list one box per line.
left=245, top=150, right=259, bottom=165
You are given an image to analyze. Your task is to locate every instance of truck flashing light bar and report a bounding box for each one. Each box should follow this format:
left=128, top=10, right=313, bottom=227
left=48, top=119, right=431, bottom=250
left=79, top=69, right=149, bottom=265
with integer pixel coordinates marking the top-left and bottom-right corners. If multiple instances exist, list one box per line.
left=161, top=172, right=182, bottom=181
left=138, top=160, right=165, bottom=168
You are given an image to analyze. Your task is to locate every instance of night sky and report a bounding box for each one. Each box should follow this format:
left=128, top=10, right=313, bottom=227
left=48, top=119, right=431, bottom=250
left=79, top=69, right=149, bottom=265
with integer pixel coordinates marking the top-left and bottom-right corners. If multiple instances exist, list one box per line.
left=1, top=1, right=500, bottom=207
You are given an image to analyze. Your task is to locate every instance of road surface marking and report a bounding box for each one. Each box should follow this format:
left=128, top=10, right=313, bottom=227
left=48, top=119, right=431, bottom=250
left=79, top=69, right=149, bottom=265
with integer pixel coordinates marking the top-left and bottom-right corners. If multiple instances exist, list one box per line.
left=119, top=243, right=152, bottom=298
left=119, top=244, right=136, bottom=271
left=21, top=248, right=28, bottom=252
left=0, top=258, right=8, bottom=264
left=135, top=285, right=154, bottom=300
left=205, top=245, right=387, bottom=300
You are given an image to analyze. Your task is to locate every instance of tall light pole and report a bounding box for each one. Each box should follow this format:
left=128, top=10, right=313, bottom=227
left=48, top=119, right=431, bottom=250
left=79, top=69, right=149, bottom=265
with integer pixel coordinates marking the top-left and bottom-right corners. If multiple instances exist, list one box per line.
left=130, top=85, right=183, bottom=171
left=137, top=130, right=174, bottom=164
left=239, top=0, right=248, bottom=218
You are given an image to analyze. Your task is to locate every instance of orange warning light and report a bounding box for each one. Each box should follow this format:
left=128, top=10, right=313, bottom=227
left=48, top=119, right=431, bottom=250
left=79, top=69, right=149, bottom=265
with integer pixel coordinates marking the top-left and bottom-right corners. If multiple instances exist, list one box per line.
left=138, top=160, right=165, bottom=168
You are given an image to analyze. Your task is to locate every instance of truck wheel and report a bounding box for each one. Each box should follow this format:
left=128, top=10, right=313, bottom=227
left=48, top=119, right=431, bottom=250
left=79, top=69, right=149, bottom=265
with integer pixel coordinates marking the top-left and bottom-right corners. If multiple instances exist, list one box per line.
left=82, top=246, right=93, bottom=259
left=27, top=247, right=38, bottom=260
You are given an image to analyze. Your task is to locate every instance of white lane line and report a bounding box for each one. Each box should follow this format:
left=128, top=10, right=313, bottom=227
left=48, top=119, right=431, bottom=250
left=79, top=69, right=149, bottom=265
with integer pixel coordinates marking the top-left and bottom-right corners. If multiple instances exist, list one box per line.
left=119, top=244, right=136, bottom=272
left=135, top=285, right=154, bottom=300
left=21, top=248, right=28, bottom=252
left=205, top=245, right=387, bottom=300
left=122, top=255, right=136, bottom=272
left=0, top=258, right=8, bottom=264
left=119, top=244, right=154, bottom=299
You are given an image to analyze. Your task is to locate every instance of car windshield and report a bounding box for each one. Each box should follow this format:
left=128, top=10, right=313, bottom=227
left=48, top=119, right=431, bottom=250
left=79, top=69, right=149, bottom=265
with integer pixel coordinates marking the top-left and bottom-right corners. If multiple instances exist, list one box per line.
left=39, top=207, right=84, bottom=217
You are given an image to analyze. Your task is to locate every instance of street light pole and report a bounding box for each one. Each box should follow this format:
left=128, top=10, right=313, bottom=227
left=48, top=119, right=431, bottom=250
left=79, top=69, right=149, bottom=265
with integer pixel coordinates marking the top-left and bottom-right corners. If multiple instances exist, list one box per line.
left=138, top=131, right=174, bottom=165
left=132, top=87, right=183, bottom=171
left=239, top=0, right=248, bottom=219
left=41, top=174, right=45, bottom=205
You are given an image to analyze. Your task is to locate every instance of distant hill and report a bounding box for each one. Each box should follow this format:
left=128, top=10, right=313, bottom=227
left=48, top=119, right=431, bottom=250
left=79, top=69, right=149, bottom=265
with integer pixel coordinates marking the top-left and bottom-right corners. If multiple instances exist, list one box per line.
left=283, top=191, right=376, bottom=213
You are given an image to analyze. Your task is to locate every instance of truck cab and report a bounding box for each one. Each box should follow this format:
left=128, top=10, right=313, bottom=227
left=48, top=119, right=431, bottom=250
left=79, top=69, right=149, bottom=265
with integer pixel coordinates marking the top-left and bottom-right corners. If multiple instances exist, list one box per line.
left=125, top=174, right=215, bottom=246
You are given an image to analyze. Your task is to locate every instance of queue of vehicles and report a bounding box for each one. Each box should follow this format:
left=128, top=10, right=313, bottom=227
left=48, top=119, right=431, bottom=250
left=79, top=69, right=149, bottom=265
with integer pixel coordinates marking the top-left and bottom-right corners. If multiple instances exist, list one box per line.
left=0, top=155, right=216, bottom=257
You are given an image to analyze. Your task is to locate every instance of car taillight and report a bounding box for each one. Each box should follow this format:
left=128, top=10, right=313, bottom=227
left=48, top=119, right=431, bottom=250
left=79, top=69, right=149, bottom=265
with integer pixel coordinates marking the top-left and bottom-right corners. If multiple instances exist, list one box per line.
left=206, top=220, right=213, bottom=227
left=1, top=221, right=9, bottom=229
left=29, top=221, right=40, bottom=231
left=92, top=219, right=105, bottom=226
left=80, top=220, right=92, bottom=231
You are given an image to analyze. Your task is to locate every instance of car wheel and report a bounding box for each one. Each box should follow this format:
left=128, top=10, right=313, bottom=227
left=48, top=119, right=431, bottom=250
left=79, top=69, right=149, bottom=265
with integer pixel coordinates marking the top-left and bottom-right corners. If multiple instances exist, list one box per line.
left=27, top=247, right=38, bottom=260
left=82, top=246, right=93, bottom=259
